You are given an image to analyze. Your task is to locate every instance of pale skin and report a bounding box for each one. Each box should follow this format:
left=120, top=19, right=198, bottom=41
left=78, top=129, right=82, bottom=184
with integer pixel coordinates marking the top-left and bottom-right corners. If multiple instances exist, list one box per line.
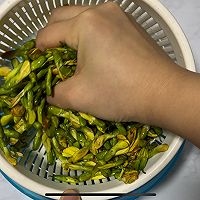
left=36, top=2, right=200, bottom=199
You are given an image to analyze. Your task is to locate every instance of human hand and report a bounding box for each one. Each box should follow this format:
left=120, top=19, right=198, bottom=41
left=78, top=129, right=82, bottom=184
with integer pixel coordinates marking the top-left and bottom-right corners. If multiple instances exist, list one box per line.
left=36, top=2, right=188, bottom=125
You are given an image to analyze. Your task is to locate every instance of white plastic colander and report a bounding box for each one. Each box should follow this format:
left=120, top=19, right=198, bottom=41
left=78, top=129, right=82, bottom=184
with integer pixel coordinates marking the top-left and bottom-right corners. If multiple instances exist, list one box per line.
left=0, top=0, right=195, bottom=200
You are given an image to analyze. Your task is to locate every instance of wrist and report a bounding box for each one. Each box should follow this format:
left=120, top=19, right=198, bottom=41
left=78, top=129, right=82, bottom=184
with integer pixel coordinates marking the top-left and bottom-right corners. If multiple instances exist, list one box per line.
left=146, top=63, right=200, bottom=146
left=144, top=63, right=191, bottom=128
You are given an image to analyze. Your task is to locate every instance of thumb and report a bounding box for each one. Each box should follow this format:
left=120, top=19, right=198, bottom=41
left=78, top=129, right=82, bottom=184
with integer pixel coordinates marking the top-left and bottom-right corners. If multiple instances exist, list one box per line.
left=36, top=17, right=79, bottom=50
left=60, top=189, right=80, bottom=200
left=47, top=75, right=91, bottom=112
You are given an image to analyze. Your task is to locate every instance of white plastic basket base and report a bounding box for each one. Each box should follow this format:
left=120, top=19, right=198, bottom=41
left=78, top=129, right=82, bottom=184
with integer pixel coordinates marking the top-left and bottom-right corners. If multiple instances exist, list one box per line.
left=0, top=0, right=195, bottom=200
left=0, top=142, right=185, bottom=200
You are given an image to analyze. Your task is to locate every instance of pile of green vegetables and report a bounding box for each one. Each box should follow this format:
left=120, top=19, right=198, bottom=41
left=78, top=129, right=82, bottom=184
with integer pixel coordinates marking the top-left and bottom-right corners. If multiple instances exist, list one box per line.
left=0, top=40, right=169, bottom=184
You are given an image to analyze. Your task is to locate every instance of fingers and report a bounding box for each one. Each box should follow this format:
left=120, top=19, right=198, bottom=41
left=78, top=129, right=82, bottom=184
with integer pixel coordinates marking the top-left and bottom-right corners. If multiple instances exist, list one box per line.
left=36, top=17, right=79, bottom=50
left=48, top=6, right=90, bottom=25
left=60, top=189, right=80, bottom=200
left=37, top=5, right=91, bottom=50
left=36, top=2, right=118, bottom=50
left=47, top=75, right=91, bottom=112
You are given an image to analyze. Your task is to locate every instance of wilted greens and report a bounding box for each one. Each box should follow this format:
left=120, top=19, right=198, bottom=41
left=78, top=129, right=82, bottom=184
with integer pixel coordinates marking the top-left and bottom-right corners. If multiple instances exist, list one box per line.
left=0, top=40, right=169, bottom=184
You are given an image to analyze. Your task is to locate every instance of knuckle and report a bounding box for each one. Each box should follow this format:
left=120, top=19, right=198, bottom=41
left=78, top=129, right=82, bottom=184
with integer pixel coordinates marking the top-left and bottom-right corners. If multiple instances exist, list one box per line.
left=49, top=7, right=62, bottom=23
left=80, top=9, right=98, bottom=21
left=50, top=6, right=72, bottom=18
left=104, top=1, right=120, bottom=10
left=50, top=8, right=60, bottom=18
left=49, top=9, right=58, bottom=22
left=76, top=2, right=122, bottom=34
left=36, top=28, right=46, bottom=48
left=36, top=29, right=42, bottom=42
left=77, top=10, right=99, bottom=30
left=36, top=28, right=45, bottom=40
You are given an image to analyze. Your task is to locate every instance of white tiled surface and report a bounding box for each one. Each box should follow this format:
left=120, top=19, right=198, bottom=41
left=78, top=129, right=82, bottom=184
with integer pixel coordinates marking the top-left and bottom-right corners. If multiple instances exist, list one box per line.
left=0, top=0, right=200, bottom=200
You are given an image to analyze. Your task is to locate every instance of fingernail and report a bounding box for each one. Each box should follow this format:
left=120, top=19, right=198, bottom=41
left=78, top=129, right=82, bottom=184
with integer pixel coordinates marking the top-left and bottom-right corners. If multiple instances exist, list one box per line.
left=60, top=189, right=81, bottom=200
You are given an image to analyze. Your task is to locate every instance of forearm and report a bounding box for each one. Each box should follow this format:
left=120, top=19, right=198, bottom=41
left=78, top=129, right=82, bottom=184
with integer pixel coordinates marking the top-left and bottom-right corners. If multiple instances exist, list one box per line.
left=148, top=64, right=200, bottom=148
